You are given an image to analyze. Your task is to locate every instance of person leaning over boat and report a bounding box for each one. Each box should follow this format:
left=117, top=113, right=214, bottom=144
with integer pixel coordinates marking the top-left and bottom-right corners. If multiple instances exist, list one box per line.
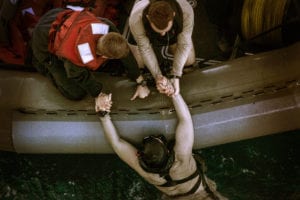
left=30, top=7, right=150, bottom=103
left=95, top=76, right=227, bottom=200
left=128, top=0, right=196, bottom=96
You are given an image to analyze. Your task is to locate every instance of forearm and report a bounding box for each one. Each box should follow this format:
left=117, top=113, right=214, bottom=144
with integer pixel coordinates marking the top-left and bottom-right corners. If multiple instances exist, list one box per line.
left=172, top=41, right=192, bottom=77
left=99, top=115, right=122, bottom=150
left=130, top=26, right=162, bottom=79
left=129, top=1, right=163, bottom=79
left=171, top=94, right=192, bottom=122
left=171, top=26, right=194, bottom=77
left=99, top=115, right=140, bottom=166
left=139, top=45, right=162, bottom=79
left=172, top=1, right=194, bottom=77
left=172, top=94, right=194, bottom=154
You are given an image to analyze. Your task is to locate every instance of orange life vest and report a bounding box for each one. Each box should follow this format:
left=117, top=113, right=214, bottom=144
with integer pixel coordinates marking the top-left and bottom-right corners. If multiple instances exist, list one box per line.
left=48, top=10, right=107, bottom=70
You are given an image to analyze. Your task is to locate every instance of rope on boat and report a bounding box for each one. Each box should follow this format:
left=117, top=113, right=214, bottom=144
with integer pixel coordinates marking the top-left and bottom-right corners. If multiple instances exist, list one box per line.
left=241, top=0, right=289, bottom=45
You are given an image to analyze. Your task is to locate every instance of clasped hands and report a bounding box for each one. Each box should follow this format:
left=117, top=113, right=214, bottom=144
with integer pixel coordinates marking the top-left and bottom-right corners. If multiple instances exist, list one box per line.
left=95, top=87, right=151, bottom=113
left=156, top=75, right=179, bottom=96
left=95, top=75, right=179, bottom=113
left=95, top=93, right=112, bottom=113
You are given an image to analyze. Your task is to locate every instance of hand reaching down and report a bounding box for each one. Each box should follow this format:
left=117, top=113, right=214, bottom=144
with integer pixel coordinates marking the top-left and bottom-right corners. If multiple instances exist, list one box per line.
left=131, top=85, right=150, bottom=100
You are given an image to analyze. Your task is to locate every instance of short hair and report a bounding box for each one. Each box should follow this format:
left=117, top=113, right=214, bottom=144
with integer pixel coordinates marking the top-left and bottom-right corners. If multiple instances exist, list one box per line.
left=141, top=135, right=169, bottom=168
left=147, top=1, right=174, bottom=30
left=97, top=32, right=130, bottom=59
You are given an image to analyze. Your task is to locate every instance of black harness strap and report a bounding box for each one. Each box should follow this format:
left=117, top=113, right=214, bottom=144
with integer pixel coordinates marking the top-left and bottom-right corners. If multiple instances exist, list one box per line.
left=199, top=169, right=220, bottom=200
left=164, top=153, right=220, bottom=199
left=159, top=169, right=200, bottom=187
left=195, top=154, right=220, bottom=200
left=169, top=175, right=202, bottom=198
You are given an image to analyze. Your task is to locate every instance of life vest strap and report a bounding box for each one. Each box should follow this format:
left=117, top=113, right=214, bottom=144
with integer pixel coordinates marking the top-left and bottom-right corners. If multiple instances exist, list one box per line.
left=48, top=9, right=75, bottom=54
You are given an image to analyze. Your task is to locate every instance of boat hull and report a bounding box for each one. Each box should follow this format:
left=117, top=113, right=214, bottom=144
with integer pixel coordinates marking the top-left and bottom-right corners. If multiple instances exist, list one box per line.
left=1, top=42, right=300, bottom=153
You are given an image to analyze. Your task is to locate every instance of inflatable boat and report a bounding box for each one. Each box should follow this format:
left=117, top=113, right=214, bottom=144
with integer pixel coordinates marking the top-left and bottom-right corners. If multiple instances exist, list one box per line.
left=1, top=0, right=300, bottom=153
left=1, top=41, right=300, bottom=153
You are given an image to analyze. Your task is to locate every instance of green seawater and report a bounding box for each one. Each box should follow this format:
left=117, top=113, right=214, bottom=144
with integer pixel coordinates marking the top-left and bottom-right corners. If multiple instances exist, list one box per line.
left=0, top=131, right=299, bottom=200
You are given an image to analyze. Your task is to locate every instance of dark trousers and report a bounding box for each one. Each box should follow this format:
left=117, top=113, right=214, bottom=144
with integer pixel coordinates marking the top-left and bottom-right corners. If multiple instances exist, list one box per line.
left=32, top=55, right=87, bottom=101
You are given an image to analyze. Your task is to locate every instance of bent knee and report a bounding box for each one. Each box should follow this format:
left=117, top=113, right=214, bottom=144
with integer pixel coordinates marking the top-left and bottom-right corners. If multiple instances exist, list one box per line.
left=185, top=55, right=196, bottom=66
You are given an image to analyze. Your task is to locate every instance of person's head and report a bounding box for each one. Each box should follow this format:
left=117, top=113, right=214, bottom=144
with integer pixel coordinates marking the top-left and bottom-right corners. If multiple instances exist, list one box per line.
left=138, top=135, right=170, bottom=169
left=146, top=1, right=175, bottom=36
left=96, top=32, right=130, bottom=59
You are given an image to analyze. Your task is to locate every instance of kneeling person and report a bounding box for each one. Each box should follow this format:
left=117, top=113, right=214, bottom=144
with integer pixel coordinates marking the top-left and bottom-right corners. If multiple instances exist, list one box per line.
left=31, top=8, right=150, bottom=101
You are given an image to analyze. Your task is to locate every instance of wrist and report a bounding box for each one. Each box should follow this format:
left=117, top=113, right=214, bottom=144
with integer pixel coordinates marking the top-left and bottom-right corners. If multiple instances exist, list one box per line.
left=136, top=75, right=144, bottom=83
left=96, top=92, right=104, bottom=98
left=168, top=74, right=181, bottom=79
left=99, top=114, right=111, bottom=122
left=171, top=92, right=181, bottom=98
left=154, top=73, right=164, bottom=80
left=97, top=110, right=109, bottom=117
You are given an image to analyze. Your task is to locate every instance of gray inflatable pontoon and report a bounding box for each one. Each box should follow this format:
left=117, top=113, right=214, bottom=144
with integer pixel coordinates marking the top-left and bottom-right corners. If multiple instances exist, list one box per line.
left=1, top=42, right=300, bottom=153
